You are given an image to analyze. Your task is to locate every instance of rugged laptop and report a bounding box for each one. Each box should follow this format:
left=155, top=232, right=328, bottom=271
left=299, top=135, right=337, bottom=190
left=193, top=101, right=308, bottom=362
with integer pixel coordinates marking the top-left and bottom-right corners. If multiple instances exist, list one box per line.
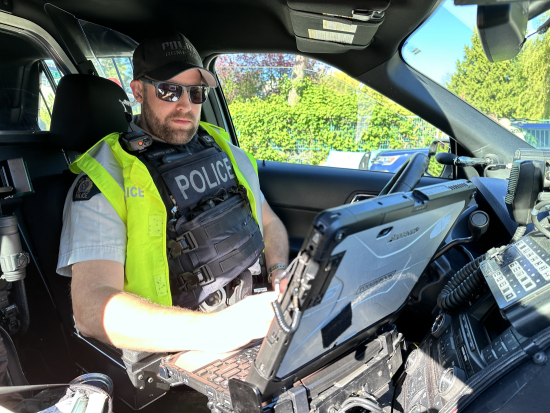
left=159, top=180, right=476, bottom=410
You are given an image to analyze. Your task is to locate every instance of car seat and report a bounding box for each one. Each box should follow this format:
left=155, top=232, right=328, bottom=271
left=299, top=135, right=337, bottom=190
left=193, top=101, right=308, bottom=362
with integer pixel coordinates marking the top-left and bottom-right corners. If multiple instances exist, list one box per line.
left=21, top=74, right=169, bottom=409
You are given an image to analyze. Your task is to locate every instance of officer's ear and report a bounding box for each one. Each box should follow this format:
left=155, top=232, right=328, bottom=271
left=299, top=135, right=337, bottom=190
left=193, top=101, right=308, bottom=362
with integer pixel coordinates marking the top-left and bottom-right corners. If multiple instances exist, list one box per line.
left=130, top=79, right=144, bottom=104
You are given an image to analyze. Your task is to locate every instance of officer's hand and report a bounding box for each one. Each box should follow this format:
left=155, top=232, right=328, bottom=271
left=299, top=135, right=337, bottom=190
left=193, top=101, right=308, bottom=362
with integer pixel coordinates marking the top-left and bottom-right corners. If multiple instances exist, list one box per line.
left=213, top=292, right=277, bottom=352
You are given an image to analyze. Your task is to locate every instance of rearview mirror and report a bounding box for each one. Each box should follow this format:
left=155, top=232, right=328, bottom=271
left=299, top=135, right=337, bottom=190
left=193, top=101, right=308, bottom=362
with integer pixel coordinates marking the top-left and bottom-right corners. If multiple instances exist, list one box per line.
left=476, top=2, right=529, bottom=62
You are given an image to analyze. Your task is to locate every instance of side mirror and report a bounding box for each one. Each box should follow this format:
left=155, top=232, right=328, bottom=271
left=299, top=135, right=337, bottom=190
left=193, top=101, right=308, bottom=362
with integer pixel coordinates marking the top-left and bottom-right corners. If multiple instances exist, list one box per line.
left=476, top=2, right=529, bottom=62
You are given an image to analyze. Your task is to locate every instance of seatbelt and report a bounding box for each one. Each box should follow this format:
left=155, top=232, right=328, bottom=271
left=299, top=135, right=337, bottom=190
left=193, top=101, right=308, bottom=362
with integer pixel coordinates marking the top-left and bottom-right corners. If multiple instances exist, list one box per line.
left=0, top=326, right=27, bottom=387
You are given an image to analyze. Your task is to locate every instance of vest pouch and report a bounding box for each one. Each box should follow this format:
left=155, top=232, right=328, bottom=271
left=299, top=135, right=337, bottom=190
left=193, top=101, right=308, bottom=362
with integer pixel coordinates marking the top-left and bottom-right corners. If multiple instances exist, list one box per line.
left=168, top=195, right=264, bottom=309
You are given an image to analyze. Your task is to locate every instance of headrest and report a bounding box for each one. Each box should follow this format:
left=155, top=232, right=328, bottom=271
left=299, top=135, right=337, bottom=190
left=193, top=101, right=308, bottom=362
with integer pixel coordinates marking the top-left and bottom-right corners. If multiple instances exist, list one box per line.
left=49, top=74, right=130, bottom=153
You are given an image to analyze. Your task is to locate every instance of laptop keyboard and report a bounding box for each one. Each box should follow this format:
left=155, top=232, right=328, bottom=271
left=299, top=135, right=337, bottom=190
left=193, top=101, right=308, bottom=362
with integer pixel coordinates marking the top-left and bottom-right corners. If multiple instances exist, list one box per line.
left=193, top=345, right=260, bottom=390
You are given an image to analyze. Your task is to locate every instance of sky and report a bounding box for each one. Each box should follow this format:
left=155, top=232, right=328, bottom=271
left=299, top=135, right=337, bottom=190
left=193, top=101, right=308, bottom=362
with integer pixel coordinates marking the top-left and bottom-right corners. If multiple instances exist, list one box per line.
left=403, top=0, right=477, bottom=85
left=403, top=0, right=540, bottom=85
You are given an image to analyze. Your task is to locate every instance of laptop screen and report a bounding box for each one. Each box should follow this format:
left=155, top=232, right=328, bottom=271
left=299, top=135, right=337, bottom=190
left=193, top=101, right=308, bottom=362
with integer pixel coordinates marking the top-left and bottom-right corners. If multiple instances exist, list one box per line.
left=275, top=181, right=474, bottom=378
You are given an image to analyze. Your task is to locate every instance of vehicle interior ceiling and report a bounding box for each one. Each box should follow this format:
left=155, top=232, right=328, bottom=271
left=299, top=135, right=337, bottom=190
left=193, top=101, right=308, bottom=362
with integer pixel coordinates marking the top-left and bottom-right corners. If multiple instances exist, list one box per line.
left=0, top=0, right=532, bottom=396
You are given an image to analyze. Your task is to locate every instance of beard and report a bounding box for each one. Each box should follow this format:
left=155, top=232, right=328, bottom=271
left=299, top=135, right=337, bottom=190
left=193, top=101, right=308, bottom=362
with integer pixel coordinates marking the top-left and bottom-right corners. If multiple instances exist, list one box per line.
left=141, top=93, right=199, bottom=145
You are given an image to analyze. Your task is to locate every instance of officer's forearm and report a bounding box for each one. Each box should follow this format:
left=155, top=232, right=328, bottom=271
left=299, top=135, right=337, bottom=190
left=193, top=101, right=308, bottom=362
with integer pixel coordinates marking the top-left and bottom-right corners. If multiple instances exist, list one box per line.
left=100, top=289, right=227, bottom=352
left=78, top=285, right=273, bottom=353
left=263, top=215, right=289, bottom=271
left=72, top=260, right=256, bottom=353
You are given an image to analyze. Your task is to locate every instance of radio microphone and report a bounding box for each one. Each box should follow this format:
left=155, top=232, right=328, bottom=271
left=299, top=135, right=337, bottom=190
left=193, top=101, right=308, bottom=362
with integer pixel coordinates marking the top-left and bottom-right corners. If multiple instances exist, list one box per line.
left=435, top=153, right=493, bottom=167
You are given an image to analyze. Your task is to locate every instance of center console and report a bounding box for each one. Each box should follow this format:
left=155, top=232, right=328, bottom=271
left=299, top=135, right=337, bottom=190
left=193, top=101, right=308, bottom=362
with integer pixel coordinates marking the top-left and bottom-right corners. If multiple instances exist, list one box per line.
left=395, top=229, right=550, bottom=413
left=395, top=291, right=527, bottom=413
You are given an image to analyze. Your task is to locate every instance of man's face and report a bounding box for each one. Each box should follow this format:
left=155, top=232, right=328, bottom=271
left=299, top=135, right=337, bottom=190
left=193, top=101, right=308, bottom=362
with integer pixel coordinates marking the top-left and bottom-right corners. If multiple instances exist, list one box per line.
left=130, top=70, right=202, bottom=145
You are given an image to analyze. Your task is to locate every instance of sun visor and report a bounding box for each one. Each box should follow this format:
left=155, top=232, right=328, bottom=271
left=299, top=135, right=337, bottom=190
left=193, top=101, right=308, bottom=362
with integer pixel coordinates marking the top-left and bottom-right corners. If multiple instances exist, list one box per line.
left=287, top=0, right=390, bottom=53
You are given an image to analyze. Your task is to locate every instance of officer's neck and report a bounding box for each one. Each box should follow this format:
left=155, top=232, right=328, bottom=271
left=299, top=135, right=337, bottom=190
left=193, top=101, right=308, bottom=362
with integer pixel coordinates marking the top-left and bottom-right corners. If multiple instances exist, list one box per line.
left=135, top=115, right=168, bottom=145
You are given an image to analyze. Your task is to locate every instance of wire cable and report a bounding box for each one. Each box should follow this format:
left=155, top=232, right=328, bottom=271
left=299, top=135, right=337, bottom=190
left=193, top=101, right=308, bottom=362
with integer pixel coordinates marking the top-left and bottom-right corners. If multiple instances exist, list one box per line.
left=437, top=254, right=488, bottom=310
left=511, top=225, right=526, bottom=242
left=338, top=396, right=384, bottom=413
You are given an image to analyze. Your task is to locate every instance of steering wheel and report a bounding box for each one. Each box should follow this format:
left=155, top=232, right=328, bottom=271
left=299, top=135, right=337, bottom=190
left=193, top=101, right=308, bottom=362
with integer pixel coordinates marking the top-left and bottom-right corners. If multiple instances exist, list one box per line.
left=378, top=152, right=430, bottom=196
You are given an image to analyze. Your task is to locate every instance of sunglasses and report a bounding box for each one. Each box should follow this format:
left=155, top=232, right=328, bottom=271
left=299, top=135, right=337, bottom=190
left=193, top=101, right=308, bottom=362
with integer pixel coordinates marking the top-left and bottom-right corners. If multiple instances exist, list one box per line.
left=140, top=78, right=210, bottom=104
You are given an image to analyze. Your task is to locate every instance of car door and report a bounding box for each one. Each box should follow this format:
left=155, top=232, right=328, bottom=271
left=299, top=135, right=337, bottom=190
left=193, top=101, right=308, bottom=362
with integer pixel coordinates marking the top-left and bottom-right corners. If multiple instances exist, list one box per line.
left=211, top=54, right=451, bottom=254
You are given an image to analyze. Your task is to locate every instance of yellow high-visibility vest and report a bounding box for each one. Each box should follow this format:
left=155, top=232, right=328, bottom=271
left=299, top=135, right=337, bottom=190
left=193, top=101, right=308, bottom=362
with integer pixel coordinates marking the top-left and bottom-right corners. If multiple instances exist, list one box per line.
left=69, top=122, right=262, bottom=306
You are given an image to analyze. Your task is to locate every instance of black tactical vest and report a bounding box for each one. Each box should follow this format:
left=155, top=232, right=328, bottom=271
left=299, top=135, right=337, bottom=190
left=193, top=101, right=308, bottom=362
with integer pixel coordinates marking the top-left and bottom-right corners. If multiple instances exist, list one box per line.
left=138, top=135, right=264, bottom=311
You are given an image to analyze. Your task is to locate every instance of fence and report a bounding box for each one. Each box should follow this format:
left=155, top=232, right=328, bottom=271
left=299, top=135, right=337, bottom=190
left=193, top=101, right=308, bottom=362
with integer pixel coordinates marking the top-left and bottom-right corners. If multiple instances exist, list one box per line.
left=515, top=121, right=550, bottom=148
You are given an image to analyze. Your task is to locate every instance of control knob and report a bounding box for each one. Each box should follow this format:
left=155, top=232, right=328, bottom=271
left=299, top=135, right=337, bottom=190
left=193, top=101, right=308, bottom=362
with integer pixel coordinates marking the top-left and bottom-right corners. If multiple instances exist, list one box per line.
left=438, top=366, right=467, bottom=399
left=405, top=348, right=423, bottom=373
left=431, top=313, right=451, bottom=338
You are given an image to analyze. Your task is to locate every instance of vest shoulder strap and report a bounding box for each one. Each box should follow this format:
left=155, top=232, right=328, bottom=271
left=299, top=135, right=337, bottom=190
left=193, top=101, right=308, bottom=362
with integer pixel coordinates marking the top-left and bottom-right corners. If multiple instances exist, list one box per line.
left=199, top=122, right=231, bottom=143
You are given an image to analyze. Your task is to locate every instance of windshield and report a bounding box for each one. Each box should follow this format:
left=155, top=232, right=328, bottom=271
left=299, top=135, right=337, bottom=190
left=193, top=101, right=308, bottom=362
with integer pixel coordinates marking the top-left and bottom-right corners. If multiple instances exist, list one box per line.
left=403, top=0, right=550, bottom=148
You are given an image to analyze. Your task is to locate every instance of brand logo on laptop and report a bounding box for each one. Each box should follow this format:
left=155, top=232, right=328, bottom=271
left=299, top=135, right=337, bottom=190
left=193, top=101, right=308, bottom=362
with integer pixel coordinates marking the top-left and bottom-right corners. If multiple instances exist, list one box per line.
left=355, top=270, right=395, bottom=295
left=388, top=227, right=419, bottom=242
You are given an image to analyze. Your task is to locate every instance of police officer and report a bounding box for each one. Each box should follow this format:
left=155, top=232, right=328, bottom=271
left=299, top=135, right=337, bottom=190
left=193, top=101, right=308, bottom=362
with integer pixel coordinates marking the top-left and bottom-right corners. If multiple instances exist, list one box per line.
left=57, top=32, right=290, bottom=354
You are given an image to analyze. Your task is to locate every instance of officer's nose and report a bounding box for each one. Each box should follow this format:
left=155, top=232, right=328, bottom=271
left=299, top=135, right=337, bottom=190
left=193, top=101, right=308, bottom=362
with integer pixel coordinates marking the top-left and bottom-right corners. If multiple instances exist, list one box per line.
left=175, top=90, right=192, bottom=112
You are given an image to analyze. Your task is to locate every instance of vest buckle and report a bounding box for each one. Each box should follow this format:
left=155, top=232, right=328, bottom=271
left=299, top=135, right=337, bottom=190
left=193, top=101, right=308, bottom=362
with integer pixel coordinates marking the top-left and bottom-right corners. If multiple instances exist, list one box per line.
left=176, top=265, right=215, bottom=292
left=194, top=265, right=215, bottom=286
left=167, top=231, right=198, bottom=259
left=177, top=272, right=200, bottom=292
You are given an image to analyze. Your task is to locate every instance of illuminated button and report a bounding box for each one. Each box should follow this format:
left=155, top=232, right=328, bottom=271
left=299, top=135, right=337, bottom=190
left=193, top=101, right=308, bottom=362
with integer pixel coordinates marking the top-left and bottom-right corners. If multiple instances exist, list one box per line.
left=524, top=282, right=535, bottom=290
left=138, top=141, right=143, bottom=146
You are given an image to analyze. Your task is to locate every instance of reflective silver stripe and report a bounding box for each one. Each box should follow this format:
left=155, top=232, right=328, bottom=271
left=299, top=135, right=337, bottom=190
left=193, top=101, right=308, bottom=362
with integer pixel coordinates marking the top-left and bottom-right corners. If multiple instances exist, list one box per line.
left=225, top=142, right=263, bottom=232
left=88, top=141, right=124, bottom=189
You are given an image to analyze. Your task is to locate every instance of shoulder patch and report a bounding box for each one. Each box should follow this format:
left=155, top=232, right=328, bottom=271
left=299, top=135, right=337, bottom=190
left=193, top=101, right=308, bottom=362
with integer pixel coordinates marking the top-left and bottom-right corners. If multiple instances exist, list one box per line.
left=73, top=175, right=101, bottom=202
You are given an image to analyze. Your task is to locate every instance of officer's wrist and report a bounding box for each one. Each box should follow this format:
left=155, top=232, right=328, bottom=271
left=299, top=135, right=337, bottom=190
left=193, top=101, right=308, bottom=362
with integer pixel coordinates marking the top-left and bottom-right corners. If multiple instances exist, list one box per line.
left=268, top=263, right=287, bottom=283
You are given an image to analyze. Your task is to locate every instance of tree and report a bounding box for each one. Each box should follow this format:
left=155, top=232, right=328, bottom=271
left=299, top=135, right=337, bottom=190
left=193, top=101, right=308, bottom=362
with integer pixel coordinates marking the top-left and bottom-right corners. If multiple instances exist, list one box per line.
left=448, top=32, right=523, bottom=118
left=218, top=53, right=444, bottom=166
left=215, top=54, right=326, bottom=104
left=513, top=30, right=550, bottom=119
left=448, top=27, right=550, bottom=119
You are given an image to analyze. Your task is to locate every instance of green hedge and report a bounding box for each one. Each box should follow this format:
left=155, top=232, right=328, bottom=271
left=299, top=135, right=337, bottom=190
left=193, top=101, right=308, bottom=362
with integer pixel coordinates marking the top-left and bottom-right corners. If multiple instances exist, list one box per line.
left=229, top=74, right=436, bottom=166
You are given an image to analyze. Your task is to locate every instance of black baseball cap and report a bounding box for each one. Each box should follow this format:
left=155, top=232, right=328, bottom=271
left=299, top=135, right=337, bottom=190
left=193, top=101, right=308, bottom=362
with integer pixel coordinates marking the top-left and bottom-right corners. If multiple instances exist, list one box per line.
left=133, top=31, right=217, bottom=87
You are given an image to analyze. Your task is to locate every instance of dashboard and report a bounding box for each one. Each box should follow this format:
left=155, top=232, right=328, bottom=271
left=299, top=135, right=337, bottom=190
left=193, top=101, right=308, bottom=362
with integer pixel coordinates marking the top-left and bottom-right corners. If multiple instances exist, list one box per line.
left=394, top=180, right=550, bottom=413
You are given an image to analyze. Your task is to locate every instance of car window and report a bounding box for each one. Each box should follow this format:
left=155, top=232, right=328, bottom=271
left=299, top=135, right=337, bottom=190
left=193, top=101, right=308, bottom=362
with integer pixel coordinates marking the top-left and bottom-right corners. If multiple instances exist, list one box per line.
left=402, top=0, right=548, bottom=147
left=38, top=60, right=62, bottom=131
left=38, top=21, right=139, bottom=131
left=79, top=20, right=140, bottom=115
left=215, top=54, right=449, bottom=176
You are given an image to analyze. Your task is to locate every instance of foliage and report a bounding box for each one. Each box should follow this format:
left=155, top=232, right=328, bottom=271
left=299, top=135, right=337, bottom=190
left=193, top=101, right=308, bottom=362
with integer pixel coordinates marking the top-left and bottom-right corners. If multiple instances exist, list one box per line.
left=216, top=54, right=326, bottom=104
left=229, top=74, right=359, bottom=165
left=448, top=27, right=550, bottom=119
left=217, top=53, right=445, bottom=172
left=361, top=104, right=430, bottom=151
left=227, top=70, right=438, bottom=165
left=39, top=93, right=55, bottom=130
left=331, top=70, right=414, bottom=116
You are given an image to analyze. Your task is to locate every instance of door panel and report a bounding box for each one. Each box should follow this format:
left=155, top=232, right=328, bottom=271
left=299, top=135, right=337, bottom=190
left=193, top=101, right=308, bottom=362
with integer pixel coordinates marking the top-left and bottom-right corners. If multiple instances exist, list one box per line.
left=258, top=160, right=448, bottom=253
